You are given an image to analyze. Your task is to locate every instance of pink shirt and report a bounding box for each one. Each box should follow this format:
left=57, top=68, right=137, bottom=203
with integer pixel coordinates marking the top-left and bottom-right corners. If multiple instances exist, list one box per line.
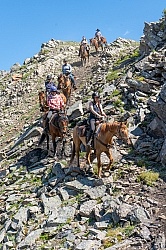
left=47, top=93, right=64, bottom=110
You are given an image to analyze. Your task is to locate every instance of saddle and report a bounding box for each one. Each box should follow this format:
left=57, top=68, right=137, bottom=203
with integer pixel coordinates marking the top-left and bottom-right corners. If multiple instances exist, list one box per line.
left=76, top=119, right=90, bottom=137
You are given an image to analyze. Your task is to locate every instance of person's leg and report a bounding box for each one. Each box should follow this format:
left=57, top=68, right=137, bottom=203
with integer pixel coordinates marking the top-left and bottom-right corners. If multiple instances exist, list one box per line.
left=87, top=119, right=95, bottom=146
left=70, top=74, right=77, bottom=89
left=44, top=111, right=52, bottom=133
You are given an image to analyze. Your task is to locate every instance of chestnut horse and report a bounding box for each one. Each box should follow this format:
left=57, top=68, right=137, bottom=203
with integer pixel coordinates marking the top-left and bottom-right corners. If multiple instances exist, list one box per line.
left=90, top=37, right=107, bottom=52
left=38, top=112, right=69, bottom=157
left=38, top=90, right=67, bottom=112
left=57, top=74, right=72, bottom=103
left=79, top=44, right=89, bottom=66
left=70, top=121, right=131, bottom=177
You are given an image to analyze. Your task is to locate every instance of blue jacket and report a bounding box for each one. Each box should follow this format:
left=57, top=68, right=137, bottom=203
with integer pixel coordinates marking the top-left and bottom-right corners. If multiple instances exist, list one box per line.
left=45, top=81, right=56, bottom=92
left=62, top=64, right=72, bottom=75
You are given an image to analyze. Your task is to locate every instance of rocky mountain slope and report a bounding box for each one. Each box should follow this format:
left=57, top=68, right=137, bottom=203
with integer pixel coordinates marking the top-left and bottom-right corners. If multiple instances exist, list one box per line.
left=0, top=13, right=166, bottom=250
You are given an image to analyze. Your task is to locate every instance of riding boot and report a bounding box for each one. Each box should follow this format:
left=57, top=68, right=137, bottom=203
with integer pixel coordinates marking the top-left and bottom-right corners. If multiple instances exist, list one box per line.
left=91, top=133, right=95, bottom=148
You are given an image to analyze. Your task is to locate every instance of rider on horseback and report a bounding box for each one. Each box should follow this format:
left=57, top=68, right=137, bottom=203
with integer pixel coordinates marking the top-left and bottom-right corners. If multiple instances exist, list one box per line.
left=78, top=36, right=90, bottom=57
left=87, top=92, right=107, bottom=148
left=62, top=59, right=77, bottom=90
left=44, top=86, right=65, bottom=133
left=95, top=29, right=102, bottom=42
left=45, top=75, right=56, bottom=99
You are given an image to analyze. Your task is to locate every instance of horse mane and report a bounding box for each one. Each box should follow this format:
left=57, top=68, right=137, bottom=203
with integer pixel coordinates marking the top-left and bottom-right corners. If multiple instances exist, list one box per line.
left=100, top=121, right=119, bottom=133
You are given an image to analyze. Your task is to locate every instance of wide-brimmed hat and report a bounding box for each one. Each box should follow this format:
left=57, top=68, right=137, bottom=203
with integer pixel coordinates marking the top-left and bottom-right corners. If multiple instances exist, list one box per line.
left=96, top=29, right=100, bottom=31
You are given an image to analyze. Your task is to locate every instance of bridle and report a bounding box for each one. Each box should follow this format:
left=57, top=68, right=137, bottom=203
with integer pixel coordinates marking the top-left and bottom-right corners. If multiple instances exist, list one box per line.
left=50, top=114, right=68, bottom=134
left=58, top=115, right=68, bottom=132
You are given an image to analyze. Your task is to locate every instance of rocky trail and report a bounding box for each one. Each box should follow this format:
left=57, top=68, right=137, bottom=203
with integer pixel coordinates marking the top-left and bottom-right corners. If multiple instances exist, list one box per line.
left=0, top=14, right=166, bottom=250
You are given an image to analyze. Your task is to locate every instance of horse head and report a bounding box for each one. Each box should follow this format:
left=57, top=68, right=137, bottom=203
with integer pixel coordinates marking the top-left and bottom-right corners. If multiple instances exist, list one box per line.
left=38, top=90, right=49, bottom=112
left=38, top=91, right=45, bottom=106
left=57, top=74, right=71, bottom=89
left=117, top=121, right=131, bottom=145
left=101, top=36, right=107, bottom=44
left=58, top=113, right=69, bottom=136
left=57, top=74, right=64, bottom=89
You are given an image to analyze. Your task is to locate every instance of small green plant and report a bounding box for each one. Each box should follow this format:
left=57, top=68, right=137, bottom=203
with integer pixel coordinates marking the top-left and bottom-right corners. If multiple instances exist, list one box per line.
left=106, top=70, right=121, bottom=81
left=60, top=160, right=67, bottom=166
left=136, top=157, right=150, bottom=167
left=110, top=89, right=121, bottom=97
left=137, top=171, right=159, bottom=186
left=40, top=232, right=52, bottom=241
left=134, top=76, right=145, bottom=81
left=162, top=8, right=166, bottom=17
left=22, top=72, right=30, bottom=81
left=79, top=152, right=86, bottom=158
left=40, top=49, right=49, bottom=55
left=123, top=225, right=135, bottom=237
left=113, top=98, right=124, bottom=108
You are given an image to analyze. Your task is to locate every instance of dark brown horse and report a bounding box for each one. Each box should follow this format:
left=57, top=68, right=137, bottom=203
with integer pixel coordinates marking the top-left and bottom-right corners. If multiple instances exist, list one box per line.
left=70, top=121, right=131, bottom=177
left=79, top=44, right=89, bottom=66
left=38, top=90, right=67, bottom=112
left=38, top=112, right=69, bottom=157
left=57, top=74, right=72, bottom=102
left=90, top=36, right=107, bottom=52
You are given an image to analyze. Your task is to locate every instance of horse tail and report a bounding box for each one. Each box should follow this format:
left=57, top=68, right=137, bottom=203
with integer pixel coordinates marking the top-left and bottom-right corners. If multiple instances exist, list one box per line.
left=70, top=140, right=75, bottom=164
left=38, top=132, right=46, bottom=145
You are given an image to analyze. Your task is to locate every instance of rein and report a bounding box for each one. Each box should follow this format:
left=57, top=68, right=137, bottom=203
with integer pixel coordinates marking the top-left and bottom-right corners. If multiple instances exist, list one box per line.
left=95, top=136, right=112, bottom=149
left=94, top=122, right=123, bottom=149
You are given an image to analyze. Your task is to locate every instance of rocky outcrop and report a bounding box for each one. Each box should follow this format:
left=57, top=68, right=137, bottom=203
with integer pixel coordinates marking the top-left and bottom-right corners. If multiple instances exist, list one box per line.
left=139, top=15, right=166, bottom=54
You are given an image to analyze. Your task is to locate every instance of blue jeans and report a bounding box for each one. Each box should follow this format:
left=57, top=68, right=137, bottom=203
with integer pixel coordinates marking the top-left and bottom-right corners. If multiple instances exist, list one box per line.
left=69, top=74, right=76, bottom=86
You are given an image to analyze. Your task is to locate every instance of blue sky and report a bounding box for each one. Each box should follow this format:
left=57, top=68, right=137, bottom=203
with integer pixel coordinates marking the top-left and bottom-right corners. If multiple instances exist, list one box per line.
left=0, top=0, right=165, bottom=71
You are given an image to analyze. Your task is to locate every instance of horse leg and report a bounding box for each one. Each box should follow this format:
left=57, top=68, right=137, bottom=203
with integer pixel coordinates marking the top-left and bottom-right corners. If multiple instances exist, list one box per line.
left=96, top=152, right=102, bottom=178
left=70, top=141, right=75, bottom=164
left=46, top=134, right=49, bottom=150
left=70, top=139, right=81, bottom=168
left=52, top=135, right=57, bottom=157
left=61, top=138, right=66, bottom=157
left=75, top=141, right=81, bottom=168
left=105, top=150, right=114, bottom=171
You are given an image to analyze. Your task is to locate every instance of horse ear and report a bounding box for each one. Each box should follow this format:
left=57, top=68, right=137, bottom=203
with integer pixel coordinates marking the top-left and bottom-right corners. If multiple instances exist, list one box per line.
left=123, top=120, right=128, bottom=126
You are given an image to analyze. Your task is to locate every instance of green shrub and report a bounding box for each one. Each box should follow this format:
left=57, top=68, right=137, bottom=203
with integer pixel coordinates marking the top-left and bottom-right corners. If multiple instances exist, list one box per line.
left=137, top=171, right=159, bottom=186
left=106, top=70, right=120, bottom=81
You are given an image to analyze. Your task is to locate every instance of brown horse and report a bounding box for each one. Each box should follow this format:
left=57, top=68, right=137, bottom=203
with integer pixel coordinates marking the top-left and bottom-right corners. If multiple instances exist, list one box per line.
left=90, top=36, right=107, bottom=52
left=79, top=44, right=89, bottom=66
left=70, top=121, right=131, bottom=177
left=38, top=90, right=67, bottom=112
left=57, top=74, right=72, bottom=102
left=101, top=36, right=107, bottom=45
left=38, top=112, right=69, bottom=156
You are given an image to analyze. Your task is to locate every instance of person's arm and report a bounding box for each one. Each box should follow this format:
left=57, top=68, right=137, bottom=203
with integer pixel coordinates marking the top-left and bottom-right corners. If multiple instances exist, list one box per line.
left=62, top=65, right=65, bottom=74
left=68, top=64, right=72, bottom=73
left=99, top=103, right=107, bottom=117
